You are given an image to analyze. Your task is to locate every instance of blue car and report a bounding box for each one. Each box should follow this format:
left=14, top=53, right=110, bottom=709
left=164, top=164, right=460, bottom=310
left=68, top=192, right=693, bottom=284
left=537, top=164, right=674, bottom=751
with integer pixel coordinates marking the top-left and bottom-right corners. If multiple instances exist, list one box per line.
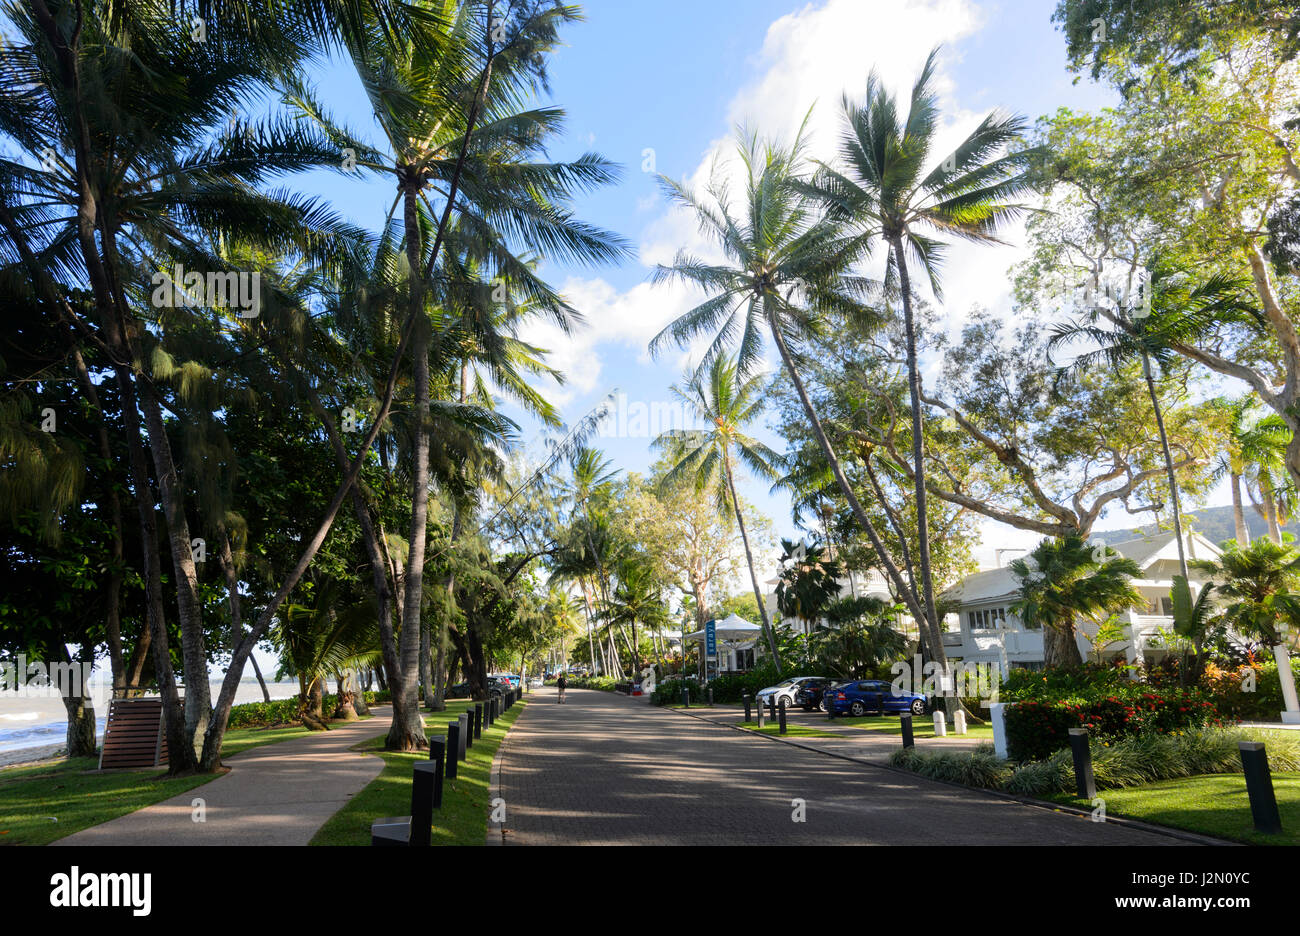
left=826, top=680, right=928, bottom=717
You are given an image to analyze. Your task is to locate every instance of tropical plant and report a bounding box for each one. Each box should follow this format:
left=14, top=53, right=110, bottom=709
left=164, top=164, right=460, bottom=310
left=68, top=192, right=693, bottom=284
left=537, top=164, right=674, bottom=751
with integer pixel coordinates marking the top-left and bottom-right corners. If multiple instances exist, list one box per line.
left=774, top=539, right=844, bottom=631
left=804, top=47, right=1036, bottom=662
left=654, top=354, right=784, bottom=672
left=1009, top=535, right=1142, bottom=667
left=1193, top=538, right=1300, bottom=648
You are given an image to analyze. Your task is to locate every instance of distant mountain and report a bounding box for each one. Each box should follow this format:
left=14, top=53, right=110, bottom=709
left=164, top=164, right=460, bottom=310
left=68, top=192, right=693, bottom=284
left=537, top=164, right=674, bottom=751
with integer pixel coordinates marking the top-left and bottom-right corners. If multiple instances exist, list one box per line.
left=1092, top=504, right=1298, bottom=548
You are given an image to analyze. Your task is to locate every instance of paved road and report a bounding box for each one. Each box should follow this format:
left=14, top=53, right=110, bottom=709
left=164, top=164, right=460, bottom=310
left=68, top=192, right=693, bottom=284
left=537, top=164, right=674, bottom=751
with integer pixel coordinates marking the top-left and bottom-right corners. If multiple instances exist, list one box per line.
left=58, top=707, right=393, bottom=846
left=498, top=689, right=1185, bottom=846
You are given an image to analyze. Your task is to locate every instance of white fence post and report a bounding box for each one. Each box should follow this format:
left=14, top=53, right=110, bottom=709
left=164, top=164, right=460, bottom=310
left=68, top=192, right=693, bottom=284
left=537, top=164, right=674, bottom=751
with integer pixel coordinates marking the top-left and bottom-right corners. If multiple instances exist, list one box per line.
left=989, top=702, right=1009, bottom=759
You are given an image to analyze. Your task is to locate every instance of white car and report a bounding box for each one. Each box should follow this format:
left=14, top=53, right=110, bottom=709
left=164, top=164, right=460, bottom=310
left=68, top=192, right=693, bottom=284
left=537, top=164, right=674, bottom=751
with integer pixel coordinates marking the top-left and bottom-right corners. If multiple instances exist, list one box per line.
left=755, top=677, right=822, bottom=710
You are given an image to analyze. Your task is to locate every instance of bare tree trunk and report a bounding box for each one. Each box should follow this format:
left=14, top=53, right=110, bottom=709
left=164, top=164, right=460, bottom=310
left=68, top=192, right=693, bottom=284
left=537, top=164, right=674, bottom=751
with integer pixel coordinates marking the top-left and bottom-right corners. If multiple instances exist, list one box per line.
left=725, top=454, right=782, bottom=673
left=1143, top=353, right=1189, bottom=579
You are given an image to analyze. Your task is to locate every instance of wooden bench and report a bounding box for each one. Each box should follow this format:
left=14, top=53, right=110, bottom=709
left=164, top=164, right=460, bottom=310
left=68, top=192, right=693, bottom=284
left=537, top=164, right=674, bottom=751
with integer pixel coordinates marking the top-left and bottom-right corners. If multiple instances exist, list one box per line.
left=98, top=698, right=169, bottom=770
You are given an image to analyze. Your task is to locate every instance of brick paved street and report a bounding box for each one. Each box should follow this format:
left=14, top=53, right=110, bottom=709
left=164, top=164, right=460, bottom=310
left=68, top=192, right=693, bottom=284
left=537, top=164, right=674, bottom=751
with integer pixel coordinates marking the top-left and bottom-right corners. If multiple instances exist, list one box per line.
left=497, top=688, right=1188, bottom=845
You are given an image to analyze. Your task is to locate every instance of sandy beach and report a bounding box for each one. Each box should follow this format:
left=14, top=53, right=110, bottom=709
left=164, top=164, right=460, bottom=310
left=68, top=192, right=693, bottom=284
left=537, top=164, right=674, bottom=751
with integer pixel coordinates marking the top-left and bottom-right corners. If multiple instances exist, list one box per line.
left=0, top=743, right=65, bottom=769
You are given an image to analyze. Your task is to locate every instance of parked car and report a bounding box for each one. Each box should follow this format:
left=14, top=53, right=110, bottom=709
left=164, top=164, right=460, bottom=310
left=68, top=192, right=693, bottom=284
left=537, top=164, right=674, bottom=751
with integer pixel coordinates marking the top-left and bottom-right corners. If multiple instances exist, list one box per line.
left=447, top=677, right=509, bottom=698
left=826, top=679, right=928, bottom=717
left=491, top=673, right=521, bottom=687
left=793, top=677, right=837, bottom=712
left=755, top=676, right=826, bottom=710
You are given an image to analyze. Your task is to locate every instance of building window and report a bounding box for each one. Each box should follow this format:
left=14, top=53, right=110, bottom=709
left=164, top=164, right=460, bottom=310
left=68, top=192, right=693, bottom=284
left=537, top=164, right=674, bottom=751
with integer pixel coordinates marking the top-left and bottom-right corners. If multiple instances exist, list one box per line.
left=967, top=607, right=1009, bottom=629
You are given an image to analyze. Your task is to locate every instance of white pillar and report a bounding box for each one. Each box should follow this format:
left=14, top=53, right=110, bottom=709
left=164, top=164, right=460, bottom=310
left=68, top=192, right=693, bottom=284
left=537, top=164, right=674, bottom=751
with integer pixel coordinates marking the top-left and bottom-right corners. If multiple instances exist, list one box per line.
left=1275, top=644, right=1300, bottom=724
left=932, top=710, right=947, bottom=737
left=989, top=702, right=1008, bottom=759
left=953, top=709, right=967, bottom=735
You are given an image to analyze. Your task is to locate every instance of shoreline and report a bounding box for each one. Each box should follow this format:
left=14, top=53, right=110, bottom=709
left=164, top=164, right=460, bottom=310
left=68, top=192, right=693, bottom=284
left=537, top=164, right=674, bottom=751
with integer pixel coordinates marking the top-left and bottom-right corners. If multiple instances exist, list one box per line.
left=0, top=743, right=66, bottom=770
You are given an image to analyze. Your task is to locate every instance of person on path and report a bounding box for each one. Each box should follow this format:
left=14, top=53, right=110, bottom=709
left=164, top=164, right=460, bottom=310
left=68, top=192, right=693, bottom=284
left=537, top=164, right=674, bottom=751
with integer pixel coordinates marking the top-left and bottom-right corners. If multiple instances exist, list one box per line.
left=557, top=673, right=567, bottom=704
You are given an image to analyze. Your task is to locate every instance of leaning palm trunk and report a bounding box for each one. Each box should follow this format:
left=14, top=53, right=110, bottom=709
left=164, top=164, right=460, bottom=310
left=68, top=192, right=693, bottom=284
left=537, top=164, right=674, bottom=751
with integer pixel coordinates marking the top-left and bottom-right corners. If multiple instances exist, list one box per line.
left=725, top=456, right=782, bottom=673
left=766, top=312, right=955, bottom=687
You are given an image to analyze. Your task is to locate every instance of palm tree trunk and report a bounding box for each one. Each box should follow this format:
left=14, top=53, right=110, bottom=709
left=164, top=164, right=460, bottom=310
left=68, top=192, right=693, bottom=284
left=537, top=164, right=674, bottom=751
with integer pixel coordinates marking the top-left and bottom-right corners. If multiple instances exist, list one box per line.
left=724, top=455, right=782, bottom=674
left=1263, top=476, right=1282, bottom=543
left=1232, top=472, right=1250, bottom=546
left=1142, top=353, right=1189, bottom=579
left=766, top=310, right=953, bottom=683
left=889, top=239, right=947, bottom=684
left=391, top=183, right=432, bottom=751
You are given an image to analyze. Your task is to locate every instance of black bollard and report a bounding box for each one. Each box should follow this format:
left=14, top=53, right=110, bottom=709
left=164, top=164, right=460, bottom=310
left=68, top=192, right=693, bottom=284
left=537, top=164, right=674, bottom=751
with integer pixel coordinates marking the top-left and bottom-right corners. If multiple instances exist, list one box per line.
left=778, top=698, right=787, bottom=735
left=900, top=714, right=914, bottom=748
left=410, top=762, right=438, bottom=846
left=682, top=687, right=690, bottom=708
left=446, top=722, right=460, bottom=780
left=743, top=693, right=751, bottom=723
left=457, top=713, right=469, bottom=760
left=427, top=737, right=446, bottom=808
left=708, top=687, right=714, bottom=707
left=474, top=703, right=483, bottom=739
left=1067, top=728, right=1096, bottom=800
left=1239, top=741, right=1283, bottom=834
left=768, top=696, right=776, bottom=720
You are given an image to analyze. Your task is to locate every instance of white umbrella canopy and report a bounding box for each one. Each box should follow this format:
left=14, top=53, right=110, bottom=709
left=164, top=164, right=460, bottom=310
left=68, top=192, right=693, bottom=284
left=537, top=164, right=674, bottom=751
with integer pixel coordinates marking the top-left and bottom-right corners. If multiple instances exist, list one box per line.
left=685, top=613, right=761, bottom=649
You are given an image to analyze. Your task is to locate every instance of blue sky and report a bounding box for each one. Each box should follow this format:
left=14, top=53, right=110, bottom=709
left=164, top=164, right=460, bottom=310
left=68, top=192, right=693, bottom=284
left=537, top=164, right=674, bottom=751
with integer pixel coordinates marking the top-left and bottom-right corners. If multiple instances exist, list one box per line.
left=296, top=0, right=1126, bottom=570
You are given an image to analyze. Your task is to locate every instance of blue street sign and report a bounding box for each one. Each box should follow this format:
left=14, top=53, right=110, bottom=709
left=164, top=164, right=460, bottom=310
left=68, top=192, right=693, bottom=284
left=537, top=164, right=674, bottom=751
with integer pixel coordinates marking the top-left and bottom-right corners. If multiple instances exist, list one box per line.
left=705, top=620, right=717, bottom=658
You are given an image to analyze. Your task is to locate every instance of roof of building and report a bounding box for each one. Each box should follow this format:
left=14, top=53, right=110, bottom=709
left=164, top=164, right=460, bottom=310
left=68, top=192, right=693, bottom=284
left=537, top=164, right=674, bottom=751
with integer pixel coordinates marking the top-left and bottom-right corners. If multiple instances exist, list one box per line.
left=939, top=530, right=1222, bottom=606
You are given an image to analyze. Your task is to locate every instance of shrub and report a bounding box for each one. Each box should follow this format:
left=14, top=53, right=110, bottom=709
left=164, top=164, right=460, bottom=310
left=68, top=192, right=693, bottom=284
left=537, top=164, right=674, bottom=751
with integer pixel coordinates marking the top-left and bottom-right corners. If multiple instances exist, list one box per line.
left=225, top=690, right=386, bottom=729
left=892, top=727, right=1300, bottom=798
left=1004, top=686, right=1226, bottom=761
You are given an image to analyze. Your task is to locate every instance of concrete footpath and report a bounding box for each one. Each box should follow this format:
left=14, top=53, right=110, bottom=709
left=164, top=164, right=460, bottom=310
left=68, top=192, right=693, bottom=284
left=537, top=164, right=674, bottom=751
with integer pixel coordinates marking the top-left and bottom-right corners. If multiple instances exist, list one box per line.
left=498, top=688, right=1189, bottom=845
left=57, top=707, right=394, bottom=846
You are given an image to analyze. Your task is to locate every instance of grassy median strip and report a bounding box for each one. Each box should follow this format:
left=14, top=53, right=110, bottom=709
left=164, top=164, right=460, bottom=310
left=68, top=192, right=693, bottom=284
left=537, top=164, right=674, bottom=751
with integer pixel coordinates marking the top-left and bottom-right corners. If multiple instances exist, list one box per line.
left=1051, top=772, right=1300, bottom=846
left=0, top=719, right=363, bottom=846
left=310, top=698, right=525, bottom=846
left=834, top=714, right=995, bottom=740
left=739, top=723, right=842, bottom=739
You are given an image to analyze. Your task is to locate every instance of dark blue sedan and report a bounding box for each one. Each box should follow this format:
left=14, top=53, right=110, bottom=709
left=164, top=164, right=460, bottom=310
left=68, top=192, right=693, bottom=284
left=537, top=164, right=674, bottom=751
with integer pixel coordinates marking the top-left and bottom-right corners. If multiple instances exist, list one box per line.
left=826, top=680, right=928, bottom=717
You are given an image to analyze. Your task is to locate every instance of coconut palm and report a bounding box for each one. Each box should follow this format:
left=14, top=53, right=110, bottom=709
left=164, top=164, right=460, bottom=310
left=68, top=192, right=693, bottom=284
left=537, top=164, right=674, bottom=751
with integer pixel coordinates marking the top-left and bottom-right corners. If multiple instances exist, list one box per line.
left=1050, top=264, right=1259, bottom=576
left=1240, top=413, right=1294, bottom=544
left=804, top=47, right=1036, bottom=662
left=649, top=126, right=961, bottom=687
left=653, top=354, right=784, bottom=672
left=1009, top=535, right=1142, bottom=668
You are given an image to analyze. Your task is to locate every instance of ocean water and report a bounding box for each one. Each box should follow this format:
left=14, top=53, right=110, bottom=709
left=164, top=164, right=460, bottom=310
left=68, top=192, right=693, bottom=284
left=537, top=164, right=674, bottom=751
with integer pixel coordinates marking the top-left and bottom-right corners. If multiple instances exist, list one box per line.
left=0, top=679, right=300, bottom=755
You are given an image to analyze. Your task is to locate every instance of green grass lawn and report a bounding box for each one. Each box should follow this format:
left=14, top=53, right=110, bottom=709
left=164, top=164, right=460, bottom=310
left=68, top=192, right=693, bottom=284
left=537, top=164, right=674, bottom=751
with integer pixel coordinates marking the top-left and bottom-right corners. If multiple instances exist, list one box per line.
left=310, top=697, right=525, bottom=846
left=0, top=717, right=365, bottom=846
left=739, top=722, right=842, bottom=738
left=830, top=714, right=995, bottom=740
left=1051, top=772, right=1300, bottom=845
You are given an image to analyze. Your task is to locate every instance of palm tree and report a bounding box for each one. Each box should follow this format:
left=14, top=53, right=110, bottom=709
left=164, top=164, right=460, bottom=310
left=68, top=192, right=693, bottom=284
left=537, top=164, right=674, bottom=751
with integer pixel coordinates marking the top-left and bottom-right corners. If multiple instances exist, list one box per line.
left=649, top=126, right=961, bottom=689
left=1240, top=413, right=1294, bottom=544
left=653, top=354, right=784, bottom=673
left=813, top=596, right=909, bottom=679
left=1051, top=265, right=1259, bottom=576
left=805, top=48, right=1036, bottom=663
left=774, top=540, right=844, bottom=633
left=1009, top=535, right=1142, bottom=668
left=605, top=557, right=669, bottom=679
left=1193, top=538, right=1300, bottom=648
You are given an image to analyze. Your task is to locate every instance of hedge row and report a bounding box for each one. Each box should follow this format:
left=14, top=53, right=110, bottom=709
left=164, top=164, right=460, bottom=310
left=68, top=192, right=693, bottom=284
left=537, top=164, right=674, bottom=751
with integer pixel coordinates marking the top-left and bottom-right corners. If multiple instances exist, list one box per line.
left=226, top=689, right=390, bottom=729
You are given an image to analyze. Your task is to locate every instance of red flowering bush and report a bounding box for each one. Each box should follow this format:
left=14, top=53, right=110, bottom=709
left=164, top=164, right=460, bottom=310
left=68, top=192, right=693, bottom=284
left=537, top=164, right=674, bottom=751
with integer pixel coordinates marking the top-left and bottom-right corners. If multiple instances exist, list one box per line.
left=1004, top=685, right=1226, bottom=761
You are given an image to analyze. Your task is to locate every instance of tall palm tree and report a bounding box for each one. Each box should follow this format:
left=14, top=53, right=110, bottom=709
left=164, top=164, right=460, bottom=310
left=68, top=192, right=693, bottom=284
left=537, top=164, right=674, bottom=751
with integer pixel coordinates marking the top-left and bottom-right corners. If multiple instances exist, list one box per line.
left=1052, top=264, right=1259, bottom=577
left=1240, top=412, right=1294, bottom=544
left=649, top=126, right=961, bottom=688
left=653, top=354, right=784, bottom=673
left=1009, top=535, right=1142, bottom=668
left=805, top=48, right=1036, bottom=663
left=285, top=3, right=625, bottom=749
left=605, top=557, right=669, bottom=680
left=774, top=539, right=844, bottom=633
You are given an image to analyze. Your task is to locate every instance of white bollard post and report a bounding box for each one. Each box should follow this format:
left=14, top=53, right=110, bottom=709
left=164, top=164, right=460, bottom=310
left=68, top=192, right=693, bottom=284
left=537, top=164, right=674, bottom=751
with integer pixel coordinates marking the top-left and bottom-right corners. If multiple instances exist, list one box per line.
left=1275, top=644, right=1300, bottom=724
left=953, top=709, right=967, bottom=735
left=989, top=702, right=1008, bottom=759
left=932, top=710, right=947, bottom=737
left=757, top=703, right=765, bottom=729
